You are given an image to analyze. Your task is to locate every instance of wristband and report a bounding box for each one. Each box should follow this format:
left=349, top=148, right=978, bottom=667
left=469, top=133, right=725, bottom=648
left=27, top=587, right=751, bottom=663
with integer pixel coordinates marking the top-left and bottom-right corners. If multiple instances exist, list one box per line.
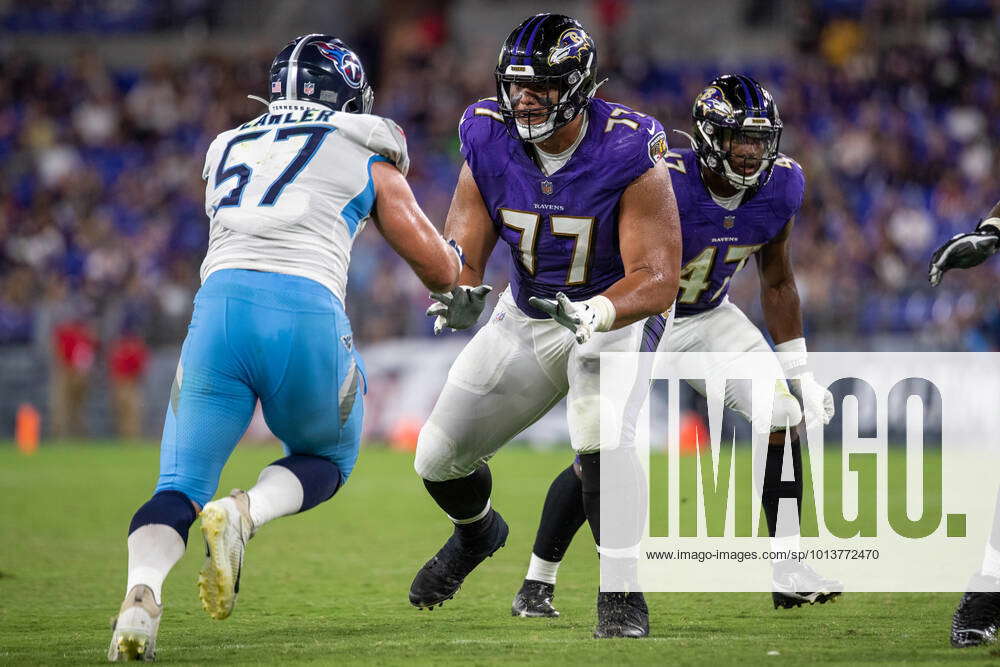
left=581, top=295, right=616, bottom=332
left=446, top=238, right=465, bottom=267
left=774, top=337, right=808, bottom=376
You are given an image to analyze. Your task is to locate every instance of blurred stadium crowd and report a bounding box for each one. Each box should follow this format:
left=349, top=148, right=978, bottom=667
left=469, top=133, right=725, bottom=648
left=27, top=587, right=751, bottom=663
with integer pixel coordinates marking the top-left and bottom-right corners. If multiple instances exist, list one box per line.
left=2, top=1, right=1000, bottom=434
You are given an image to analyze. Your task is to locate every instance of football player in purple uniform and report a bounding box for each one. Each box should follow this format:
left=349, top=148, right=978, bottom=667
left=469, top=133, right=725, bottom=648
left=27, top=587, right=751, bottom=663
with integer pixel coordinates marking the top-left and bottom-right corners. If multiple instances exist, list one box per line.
left=930, top=204, right=1000, bottom=647
left=408, top=13, right=681, bottom=638
left=510, top=75, right=842, bottom=620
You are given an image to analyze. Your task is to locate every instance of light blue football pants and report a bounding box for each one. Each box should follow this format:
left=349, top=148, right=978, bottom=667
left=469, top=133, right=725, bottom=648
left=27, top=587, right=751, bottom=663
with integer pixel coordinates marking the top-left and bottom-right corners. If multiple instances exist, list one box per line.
left=154, top=269, right=364, bottom=507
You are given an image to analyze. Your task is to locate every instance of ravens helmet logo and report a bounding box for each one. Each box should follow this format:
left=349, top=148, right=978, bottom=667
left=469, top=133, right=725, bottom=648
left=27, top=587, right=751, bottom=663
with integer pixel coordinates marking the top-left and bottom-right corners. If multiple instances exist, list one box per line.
left=547, top=28, right=591, bottom=66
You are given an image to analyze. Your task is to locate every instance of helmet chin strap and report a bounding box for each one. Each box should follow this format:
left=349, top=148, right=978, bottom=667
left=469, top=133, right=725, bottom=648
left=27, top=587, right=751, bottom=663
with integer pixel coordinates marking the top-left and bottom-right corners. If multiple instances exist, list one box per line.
left=673, top=129, right=697, bottom=150
left=723, top=161, right=765, bottom=189
left=681, top=126, right=768, bottom=190
left=512, top=86, right=579, bottom=144
left=516, top=111, right=558, bottom=143
left=722, top=145, right=772, bottom=188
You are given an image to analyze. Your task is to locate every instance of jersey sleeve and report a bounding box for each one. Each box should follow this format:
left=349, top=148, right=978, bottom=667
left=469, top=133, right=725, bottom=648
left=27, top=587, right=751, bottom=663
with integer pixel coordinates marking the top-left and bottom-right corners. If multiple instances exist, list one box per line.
left=364, top=117, right=410, bottom=177
left=599, top=102, right=669, bottom=190
left=458, top=98, right=506, bottom=175
left=202, top=133, right=225, bottom=182
left=769, top=155, right=805, bottom=222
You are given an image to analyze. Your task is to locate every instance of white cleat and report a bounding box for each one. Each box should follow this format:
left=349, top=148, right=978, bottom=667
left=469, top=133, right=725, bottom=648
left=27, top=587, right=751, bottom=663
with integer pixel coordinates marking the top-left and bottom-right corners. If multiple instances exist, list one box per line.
left=198, top=489, right=253, bottom=620
left=108, top=584, right=162, bottom=662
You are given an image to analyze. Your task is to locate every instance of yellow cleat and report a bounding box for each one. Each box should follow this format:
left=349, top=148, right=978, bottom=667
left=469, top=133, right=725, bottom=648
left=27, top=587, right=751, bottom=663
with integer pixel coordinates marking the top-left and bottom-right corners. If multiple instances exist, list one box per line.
left=198, top=489, right=253, bottom=620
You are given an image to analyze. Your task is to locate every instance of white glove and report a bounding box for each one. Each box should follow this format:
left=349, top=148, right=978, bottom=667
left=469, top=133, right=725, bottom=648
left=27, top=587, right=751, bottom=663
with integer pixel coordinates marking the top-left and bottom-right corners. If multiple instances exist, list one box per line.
left=527, top=292, right=615, bottom=344
left=775, top=338, right=834, bottom=428
left=426, top=285, right=492, bottom=334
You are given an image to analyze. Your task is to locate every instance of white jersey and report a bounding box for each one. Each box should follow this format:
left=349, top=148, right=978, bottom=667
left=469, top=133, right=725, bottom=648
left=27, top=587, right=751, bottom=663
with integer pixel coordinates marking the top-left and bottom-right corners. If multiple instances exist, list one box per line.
left=199, top=100, right=409, bottom=302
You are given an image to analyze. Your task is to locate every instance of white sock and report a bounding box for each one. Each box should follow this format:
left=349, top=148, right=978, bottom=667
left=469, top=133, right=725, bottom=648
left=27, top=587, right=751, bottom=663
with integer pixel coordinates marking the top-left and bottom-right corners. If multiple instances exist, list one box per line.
left=982, top=544, right=1000, bottom=578
left=525, top=553, right=561, bottom=585
left=247, top=465, right=304, bottom=531
left=770, top=534, right=801, bottom=562
left=126, top=524, right=186, bottom=605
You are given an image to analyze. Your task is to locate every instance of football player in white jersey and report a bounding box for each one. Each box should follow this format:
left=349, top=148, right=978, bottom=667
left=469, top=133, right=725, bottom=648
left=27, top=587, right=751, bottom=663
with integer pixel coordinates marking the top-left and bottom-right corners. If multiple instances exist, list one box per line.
left=108, top=35, right=461, bottom=662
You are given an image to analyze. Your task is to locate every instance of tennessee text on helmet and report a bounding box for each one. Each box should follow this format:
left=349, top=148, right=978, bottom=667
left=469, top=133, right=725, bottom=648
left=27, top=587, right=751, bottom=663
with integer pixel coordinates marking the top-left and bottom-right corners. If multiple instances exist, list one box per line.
left=494, top=13, right=599, bottom=144
left=269, top=34, right=374, bottom=114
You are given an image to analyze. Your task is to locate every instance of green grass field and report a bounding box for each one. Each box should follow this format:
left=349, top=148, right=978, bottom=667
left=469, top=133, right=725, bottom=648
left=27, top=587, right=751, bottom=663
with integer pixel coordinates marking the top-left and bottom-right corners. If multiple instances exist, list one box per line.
left=0, top=442, right=995, bottom=664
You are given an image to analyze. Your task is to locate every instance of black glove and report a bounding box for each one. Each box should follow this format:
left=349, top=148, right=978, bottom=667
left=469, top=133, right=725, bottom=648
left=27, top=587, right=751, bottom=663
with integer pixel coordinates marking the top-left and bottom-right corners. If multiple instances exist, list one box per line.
left=928, top=223, right=1000, bottom=286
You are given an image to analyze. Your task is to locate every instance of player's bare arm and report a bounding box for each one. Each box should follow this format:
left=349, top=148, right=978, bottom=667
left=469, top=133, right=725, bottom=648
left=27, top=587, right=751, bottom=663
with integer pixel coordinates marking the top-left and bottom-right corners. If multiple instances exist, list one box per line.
left=371, top=160, right=461, bottom=294
left=424, top=162, right=499, bottom=333
left=756, top=218, right=803, bottom=345
left=600, top=160, right=681, bottom=327
left=929, top=196, right=1000, bottom=286
left=443, top=162, right=499, bottom=286
left=755, top=214, right=833, bottom=426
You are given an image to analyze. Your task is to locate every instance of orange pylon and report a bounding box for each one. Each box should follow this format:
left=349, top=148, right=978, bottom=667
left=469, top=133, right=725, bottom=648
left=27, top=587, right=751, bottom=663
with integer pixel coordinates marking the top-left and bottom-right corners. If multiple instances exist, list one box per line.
left=16, top=403, right=40, bottom=454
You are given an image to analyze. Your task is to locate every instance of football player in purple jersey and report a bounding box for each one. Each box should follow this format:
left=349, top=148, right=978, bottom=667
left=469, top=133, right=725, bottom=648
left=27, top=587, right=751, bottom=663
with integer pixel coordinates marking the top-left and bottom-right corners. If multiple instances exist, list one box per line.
left=510, top=75, right=843, bottom=620
left=408, top=13, right=681, bottom=638
left=930, top=205, right=1000, bottom=647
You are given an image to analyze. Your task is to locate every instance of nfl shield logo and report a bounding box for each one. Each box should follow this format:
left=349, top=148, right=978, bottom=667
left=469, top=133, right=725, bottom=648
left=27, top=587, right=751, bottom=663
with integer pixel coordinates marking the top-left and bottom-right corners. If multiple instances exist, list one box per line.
left=541, top=180, right=553, bottom=196
left=723, top=216, right=735, bottom=229
left=304, top=81, right=315, bottom=96
left=271, top=80, right=281, bottom=93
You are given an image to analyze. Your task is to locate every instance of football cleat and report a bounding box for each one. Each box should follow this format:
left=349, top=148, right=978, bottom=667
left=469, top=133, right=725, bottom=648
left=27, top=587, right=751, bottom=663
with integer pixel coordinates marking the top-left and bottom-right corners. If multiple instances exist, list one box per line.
left=511, top=579, right=559, bottom=618
left=593, top=591, right=649, bottom=638
left=951, top=572, right=1000, bottom=648
left=108, top=584, right=162, bottom=662
left=772, top=560, right=843, bottom=608
left=198, top=489, right=253, bottom=620
left=408, top=511, right=509, bottom=609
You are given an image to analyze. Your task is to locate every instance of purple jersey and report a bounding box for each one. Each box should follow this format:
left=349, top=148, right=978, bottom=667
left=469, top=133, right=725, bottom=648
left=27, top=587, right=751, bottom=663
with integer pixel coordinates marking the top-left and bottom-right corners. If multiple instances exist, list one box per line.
left=460, top=97, right=668, bottom=318
left=669, top=148, right=805, bottom=317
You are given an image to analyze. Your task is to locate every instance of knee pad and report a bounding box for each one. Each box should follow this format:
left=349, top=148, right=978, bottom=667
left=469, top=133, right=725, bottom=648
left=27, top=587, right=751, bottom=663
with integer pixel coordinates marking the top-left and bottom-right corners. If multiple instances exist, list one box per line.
left=129, top=490, right=198, bottom=544
left=414, top=421, right=471, bottom=482
left=271, top=454, right=342, bottom=511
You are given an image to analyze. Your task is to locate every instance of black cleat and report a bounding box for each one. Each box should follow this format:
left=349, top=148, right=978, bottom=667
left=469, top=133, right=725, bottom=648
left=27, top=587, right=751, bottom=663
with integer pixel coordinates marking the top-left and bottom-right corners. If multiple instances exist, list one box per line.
left=772, top=560, right=843, bottom=609
left=593, top=591, right=649, bottom=638
left=408, top=511, right=509, bottom=609
left=951, top=572, right=1000, bottom=648
left=511, top=580, right=559, bottom=618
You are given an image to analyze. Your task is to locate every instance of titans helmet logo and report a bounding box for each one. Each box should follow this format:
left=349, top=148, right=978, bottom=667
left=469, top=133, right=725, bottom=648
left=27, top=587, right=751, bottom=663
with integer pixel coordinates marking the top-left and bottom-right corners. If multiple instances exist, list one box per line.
left=547, top=28, right=591, bottom=66
left=695, top=86, right=735, bottom=123
left=314, top=42, right=364, bottom=89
